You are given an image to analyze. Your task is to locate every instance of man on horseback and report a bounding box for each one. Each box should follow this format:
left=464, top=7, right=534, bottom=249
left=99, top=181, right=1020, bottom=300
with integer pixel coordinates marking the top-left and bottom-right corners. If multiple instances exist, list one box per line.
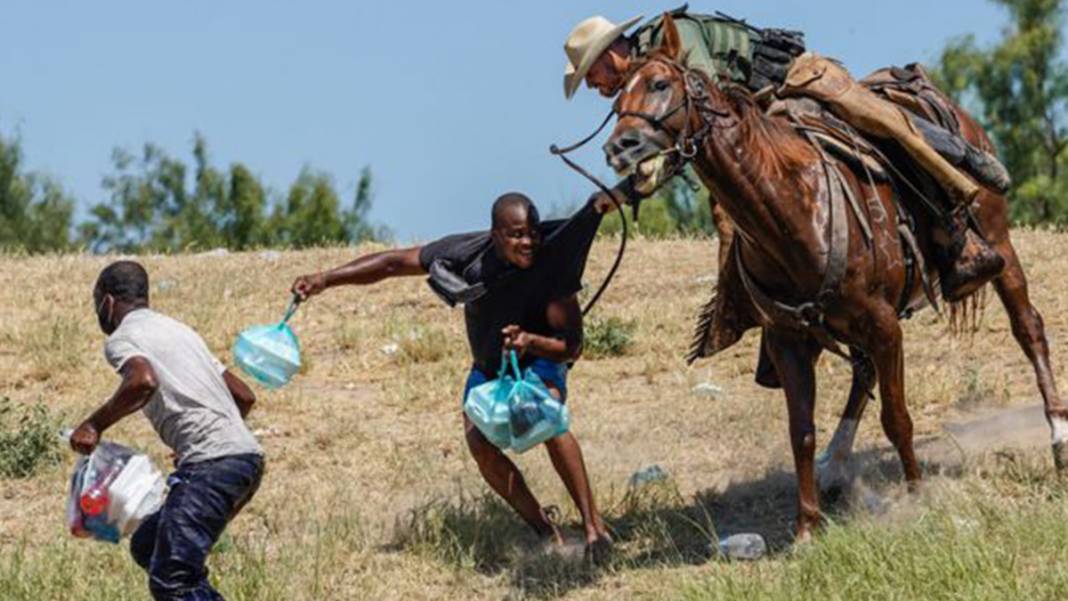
left=563, top=7, right=1011, bottom=302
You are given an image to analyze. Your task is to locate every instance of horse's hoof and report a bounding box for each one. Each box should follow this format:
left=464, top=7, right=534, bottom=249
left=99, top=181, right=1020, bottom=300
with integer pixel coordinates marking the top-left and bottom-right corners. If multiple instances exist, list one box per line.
left=1052, top=441, right=1068, bottom=472
left=816, top=452, right=851, bottom=494
left=790, top=528, right=815, bottom=552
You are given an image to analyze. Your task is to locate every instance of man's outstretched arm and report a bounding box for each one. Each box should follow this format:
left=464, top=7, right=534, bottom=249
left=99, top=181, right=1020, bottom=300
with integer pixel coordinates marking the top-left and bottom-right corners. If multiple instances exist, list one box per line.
left=291, top=247, right=425, bottom=300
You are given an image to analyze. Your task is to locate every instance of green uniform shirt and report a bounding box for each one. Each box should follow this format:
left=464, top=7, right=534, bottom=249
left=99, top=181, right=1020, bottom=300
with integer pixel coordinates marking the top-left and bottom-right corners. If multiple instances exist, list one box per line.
left=632, top=13, right=756, bottom=86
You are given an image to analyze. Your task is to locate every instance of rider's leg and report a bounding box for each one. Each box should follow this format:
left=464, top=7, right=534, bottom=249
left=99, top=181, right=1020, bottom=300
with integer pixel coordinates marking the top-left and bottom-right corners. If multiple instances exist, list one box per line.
left=779, top=53, right=1005, bottom=301
left=910, top=115, right=1011, bottom=194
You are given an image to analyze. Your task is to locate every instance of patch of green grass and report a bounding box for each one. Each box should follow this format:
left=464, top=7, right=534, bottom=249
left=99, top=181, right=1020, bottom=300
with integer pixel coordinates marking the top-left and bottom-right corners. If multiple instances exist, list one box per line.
left=583, top=317, right=637, bottom=359
left=677, top=485, right=1068, bottom=601
left=0, top=398, right=62, bottom=479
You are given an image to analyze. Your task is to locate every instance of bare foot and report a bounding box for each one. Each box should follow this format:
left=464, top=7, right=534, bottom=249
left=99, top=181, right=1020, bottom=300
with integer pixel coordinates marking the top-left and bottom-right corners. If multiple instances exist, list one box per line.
left=584, top=533, right=614, bottom=565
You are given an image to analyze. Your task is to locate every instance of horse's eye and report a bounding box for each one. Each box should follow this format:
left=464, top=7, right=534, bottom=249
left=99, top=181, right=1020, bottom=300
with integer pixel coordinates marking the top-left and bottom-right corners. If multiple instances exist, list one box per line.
left=653, top=80, right=671, bottom=92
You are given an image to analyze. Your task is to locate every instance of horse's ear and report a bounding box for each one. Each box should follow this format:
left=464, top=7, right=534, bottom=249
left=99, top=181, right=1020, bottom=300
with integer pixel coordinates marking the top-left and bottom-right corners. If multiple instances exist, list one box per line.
left=659, top=13, right=682, bottom=60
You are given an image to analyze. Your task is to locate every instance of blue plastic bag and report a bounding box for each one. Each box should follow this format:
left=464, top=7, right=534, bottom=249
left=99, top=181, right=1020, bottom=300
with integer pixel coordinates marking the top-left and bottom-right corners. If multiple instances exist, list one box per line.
left=233, top=298, right=302, bottom=389
left=463, top=351, right=570, bottom=453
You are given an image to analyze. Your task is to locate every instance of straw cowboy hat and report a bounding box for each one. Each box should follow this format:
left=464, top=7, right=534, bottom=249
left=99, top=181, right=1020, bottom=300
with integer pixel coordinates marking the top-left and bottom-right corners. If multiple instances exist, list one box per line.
left=563, top=14, right=643, bottom=99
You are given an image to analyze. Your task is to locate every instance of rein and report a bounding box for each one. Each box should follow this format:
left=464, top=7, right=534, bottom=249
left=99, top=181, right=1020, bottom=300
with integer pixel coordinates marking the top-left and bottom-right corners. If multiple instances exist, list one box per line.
left=616, top=58, right=725, bottom=163
left=549, top=120, right=628, bottom=318
left=547, top=58, right=720, bottom=318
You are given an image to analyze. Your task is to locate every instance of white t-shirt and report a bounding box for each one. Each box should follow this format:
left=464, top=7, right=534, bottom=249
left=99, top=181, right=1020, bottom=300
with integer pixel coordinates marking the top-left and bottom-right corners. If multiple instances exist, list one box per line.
left=104, top=308, right=262, bottom=465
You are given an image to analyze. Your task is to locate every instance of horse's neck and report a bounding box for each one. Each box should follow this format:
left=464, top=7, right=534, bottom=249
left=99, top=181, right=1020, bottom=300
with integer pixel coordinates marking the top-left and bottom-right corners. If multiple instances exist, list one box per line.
left=692, top=105, right=826, bottom=284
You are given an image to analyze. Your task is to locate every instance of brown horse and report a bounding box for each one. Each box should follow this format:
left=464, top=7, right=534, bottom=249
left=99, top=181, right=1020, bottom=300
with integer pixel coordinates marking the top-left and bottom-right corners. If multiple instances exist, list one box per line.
left=603, top=14, right=1068, bottom=540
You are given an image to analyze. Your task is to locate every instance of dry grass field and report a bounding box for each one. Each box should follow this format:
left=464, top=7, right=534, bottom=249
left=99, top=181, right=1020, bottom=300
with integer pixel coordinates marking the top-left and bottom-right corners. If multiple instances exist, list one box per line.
left=3, top=230, right=1068, bottom=600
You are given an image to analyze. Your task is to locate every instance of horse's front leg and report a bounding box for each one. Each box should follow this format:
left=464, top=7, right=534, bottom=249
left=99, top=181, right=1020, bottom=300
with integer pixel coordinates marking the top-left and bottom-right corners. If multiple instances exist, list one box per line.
left=817, top=349, right=876, bottom=493
left=870, top=309, right=922, bottom=487
left=764, top=328, right=822, bottom=541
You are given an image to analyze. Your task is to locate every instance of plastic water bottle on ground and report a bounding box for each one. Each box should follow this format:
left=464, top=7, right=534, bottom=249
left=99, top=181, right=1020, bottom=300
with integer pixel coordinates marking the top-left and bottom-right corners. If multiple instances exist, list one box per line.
left=628, top=465, right=669, bottom=488
left=717, top=533, right=767, bottom=560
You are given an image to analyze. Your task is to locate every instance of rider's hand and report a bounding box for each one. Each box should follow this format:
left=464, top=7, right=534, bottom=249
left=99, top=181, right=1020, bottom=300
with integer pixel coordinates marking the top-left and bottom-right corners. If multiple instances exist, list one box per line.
left=69, top=421, right=100, bottom=455
left=589, top=191, right=618, bottom=215
left=501, top=325, right=533, bottom=357
left=291, top=272, right=327, bottom=301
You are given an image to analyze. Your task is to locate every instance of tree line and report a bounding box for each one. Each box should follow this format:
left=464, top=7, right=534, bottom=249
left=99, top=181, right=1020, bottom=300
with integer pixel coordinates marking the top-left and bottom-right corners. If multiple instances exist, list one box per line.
left=0, top=132, right=382, bottom=254
left=934, top=0, right=1068, bottom=227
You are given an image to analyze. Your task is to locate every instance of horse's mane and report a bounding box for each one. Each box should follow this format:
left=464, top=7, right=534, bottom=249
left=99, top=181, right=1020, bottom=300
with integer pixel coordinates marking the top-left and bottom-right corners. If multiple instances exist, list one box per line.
left=630, top=53, right=817, bottom=182
left=720, top=84, right=817, bottom=182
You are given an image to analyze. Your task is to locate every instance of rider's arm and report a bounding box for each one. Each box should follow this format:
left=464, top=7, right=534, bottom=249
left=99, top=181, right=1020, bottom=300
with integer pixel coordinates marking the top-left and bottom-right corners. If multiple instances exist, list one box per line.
left=292, top=247, right=425, bottom=300
left=590, top=177, right=641, bottom=214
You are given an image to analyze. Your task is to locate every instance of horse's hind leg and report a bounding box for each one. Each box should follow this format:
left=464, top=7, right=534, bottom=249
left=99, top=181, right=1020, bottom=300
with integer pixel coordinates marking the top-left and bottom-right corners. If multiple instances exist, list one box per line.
left=990, top=239, right=1068, bottom=469
left=818, top=349, right=876, bottom=493
left=764, top=329, right=822, bottom=540
left=871, top=311, right=922, bottom=487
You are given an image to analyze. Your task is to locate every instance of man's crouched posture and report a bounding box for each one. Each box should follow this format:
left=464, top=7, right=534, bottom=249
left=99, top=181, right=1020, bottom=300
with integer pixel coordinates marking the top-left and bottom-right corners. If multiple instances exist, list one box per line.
left=71, top=261, right=264, bottom=600
left=291, top=193, right=614, bottom=561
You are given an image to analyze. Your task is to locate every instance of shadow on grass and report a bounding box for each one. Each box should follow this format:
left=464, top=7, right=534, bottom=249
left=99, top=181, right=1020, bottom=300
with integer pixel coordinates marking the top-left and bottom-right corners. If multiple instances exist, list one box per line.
left=386, top=443, right=969, bottom=599
left=386, top=478, right=774, bottom=599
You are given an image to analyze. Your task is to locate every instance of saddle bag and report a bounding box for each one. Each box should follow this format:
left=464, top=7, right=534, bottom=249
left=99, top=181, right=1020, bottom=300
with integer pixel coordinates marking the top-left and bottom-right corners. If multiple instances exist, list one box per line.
left=749, top=27, right=806, bottom=92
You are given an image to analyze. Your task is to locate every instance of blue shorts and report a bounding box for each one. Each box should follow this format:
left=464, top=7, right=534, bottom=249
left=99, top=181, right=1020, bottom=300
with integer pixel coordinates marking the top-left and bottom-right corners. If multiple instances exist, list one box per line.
left=463, top=358, right=568, bottom=405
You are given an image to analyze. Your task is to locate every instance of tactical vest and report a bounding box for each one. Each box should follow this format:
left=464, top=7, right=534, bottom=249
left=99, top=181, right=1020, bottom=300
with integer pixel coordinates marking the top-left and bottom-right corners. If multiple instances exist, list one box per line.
left=632, top=5, right=805, bottom=92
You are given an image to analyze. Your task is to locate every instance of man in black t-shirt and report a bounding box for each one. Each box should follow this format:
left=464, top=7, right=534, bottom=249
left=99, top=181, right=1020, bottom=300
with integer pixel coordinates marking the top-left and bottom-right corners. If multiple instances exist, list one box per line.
left=291, top=193, right=613, bottom=560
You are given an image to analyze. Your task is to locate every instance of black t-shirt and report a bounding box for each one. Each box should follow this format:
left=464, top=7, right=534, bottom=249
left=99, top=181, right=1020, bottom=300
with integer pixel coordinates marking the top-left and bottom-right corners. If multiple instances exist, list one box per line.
left=418, top=202, right=603, bottom=376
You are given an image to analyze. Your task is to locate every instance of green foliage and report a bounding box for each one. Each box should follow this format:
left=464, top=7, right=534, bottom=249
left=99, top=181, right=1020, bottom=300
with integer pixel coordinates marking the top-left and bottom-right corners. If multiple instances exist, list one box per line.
left=79, top=133, right=382, bottom=252
left=0, top=131, right=75, bottom=253
left=934, top=0, right=1068, bottom=225
left=599, top=170, right=716, bottom=238
left=583, top=316, right=637, bottom=358
left=0, top=398, right=61, bottom=479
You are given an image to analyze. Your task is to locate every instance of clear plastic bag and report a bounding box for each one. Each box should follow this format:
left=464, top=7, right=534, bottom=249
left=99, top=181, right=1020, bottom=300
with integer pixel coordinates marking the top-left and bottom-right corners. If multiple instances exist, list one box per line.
left=463, top=352, right=570, bottom=453
left=66, top=438, right=165, bottom=543
left=233, top=298, right=302, bottom=389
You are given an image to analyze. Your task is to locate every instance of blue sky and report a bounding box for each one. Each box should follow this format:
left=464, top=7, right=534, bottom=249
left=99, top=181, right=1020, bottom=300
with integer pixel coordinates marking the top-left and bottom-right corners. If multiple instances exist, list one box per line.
left=1, top=1, right=1008, bottom=241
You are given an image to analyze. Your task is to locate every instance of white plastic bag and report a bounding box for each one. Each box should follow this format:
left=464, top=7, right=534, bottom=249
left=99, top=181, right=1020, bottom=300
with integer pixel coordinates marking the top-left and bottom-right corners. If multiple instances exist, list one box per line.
left=66, top=438, right=165, bottom=543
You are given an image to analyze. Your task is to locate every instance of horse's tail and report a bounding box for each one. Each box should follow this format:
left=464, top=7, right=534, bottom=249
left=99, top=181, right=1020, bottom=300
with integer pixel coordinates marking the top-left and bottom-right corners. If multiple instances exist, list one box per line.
left=947, top=284, right=989, bottom=336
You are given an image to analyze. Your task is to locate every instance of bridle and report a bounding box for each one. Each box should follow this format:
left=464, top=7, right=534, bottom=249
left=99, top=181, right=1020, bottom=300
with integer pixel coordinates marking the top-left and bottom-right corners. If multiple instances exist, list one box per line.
left=545, top=57, right=726, bottom=319
left=614, top=56, right=728, bottom=165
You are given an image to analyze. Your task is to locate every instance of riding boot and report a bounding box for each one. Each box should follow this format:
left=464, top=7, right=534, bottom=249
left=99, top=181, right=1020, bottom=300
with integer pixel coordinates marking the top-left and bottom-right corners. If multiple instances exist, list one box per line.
left=938, top=206, right=1005, bottom=302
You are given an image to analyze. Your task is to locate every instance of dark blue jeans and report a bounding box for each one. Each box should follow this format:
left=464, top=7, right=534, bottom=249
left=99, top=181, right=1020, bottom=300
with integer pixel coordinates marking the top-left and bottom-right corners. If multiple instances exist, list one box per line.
left=130, top=453, right=264, bottom=601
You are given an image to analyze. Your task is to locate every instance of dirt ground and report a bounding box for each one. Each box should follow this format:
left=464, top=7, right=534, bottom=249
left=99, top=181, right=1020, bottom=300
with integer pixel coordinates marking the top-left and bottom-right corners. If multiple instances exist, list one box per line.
left=1, top=229, right=1066, bottom=599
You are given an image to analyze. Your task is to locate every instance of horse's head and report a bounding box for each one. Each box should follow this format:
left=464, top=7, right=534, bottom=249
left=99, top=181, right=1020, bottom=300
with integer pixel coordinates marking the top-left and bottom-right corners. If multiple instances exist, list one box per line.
left=603, top=14, right=697, bottom=192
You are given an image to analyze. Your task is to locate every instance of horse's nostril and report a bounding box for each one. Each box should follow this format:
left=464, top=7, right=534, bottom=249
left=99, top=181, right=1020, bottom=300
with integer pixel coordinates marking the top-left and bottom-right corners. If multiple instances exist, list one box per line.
left=619, top=135, right=643, bottom=149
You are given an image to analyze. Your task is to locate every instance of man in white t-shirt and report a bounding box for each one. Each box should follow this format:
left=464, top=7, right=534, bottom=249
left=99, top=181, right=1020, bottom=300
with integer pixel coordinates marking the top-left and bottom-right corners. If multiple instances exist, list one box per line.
left=70, top=260, right=264, bottom=601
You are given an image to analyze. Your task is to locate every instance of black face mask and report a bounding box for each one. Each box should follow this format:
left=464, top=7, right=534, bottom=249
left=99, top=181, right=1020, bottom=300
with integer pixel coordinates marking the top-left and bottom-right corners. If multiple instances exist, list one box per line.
left=95, top=293, right=116, bottom=334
